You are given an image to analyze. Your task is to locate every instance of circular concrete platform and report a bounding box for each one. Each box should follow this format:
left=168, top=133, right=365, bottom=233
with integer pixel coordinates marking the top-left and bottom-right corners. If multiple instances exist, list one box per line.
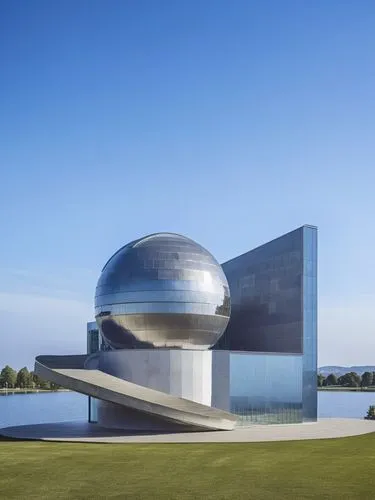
left=1, top=418, right=375, bottom=443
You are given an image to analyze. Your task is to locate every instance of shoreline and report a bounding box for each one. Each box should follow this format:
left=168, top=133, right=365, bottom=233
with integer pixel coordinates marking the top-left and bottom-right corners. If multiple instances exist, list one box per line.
left=0, top=389, right=70, bottom=394
left=1, top=388, right=375, bottom=394
left=2, top=387, right=375, bottom=394
left=318, top=387, right=375, bottom=392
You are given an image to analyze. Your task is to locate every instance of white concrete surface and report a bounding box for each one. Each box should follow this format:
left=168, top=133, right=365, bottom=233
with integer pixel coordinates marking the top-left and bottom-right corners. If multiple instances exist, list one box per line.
left=34, top=355, right=236, bottom=431
left=2, top=418, right=375, bottom=443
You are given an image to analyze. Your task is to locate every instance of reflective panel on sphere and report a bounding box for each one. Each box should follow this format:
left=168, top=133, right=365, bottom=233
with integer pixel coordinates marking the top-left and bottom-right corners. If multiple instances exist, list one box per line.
left=95, top=233, right=231, bottom=349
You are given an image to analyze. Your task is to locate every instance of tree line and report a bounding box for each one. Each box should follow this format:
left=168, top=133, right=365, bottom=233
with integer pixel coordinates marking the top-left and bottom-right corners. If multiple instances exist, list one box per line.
left=0, top=365, right=61, bottom=390
left=318, top=371, right=375, bottom=388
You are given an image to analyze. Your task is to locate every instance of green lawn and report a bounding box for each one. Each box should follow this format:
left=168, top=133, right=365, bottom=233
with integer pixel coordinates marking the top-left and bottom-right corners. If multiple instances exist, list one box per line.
left=1, top=433, right=375, bottom=499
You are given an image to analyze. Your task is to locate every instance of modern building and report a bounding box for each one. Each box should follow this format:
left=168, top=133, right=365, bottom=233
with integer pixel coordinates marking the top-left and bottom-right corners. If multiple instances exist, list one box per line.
left=87, top=321, right=100, bottom=354
left=35, top=225, right=317, bottom=432
left=86, top=321, right=101, bottom=423
left=216, top=224, right=317, bottom=423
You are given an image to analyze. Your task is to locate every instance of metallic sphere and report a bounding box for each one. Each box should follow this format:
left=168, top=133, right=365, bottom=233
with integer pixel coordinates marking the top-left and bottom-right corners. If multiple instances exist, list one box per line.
left=95, top=233, right=230, bottom=350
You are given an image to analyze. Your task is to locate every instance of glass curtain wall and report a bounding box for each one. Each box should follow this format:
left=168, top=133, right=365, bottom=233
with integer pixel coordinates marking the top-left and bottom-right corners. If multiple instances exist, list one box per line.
left=230, top=352, right=303, bottom=424
left=87, top=322, right=100, bottom=423
left=216, top=225, right=318, bottom=423
left=302, top=226, right=318, bottom=421
left=217, top=227, right=304, bottom=353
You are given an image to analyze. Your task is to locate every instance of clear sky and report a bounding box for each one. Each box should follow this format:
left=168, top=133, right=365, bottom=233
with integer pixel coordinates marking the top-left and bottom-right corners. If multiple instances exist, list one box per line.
left=1, top=0, right=374, bottom=369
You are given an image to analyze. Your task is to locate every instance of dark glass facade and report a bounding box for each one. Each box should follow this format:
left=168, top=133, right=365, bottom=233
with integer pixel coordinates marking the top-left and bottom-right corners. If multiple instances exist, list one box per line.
left=217, top=227, right=307, bottom=353
left=87, top=323, right=99, bottom=355
left=87, top=322, right=100, bottom=424
left=216, top=225, right=317, bottom=423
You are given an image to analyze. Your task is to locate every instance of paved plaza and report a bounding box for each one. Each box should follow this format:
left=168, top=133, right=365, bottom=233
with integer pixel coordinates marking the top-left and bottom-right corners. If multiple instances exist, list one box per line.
left=1, top=418, right=375, bottom=443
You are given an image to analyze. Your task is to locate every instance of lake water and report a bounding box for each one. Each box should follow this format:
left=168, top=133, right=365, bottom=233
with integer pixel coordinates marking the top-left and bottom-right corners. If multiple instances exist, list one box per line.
left=318, top=391, right=375, bottom=418
left=0, top=392, right=87, bottom=429
left=0, top=391, right=374, bottom=429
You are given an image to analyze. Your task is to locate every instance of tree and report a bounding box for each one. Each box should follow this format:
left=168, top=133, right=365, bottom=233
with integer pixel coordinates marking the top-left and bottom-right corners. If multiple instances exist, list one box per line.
left=338, top=371, right=361, bottom=387
left=50, top=382, right=62, bottom=391
left=361, top=371, right=373, bottom=388
left=350, top=372, right=362, bottom=387
left=30, top=371, right=50, bottom=389
left=317, top=374, right=325, bottom=387
left=365, top=405, right=375, bottom=420
left=0, top=365, right=17, bottom=388
left=16, top=367, right=32, bottom=388
left=33, top=373, right=50, bottom=390
left=325, top=374, right=338, bottom=386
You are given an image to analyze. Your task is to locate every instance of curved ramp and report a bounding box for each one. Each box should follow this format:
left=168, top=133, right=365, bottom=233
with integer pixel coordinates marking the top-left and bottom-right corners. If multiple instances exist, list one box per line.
left=35, top=355, right=236, bottom=431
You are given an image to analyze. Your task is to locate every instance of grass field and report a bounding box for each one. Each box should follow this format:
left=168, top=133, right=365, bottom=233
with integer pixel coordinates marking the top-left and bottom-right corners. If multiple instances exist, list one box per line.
left=1, top=433, right=375, bottom=499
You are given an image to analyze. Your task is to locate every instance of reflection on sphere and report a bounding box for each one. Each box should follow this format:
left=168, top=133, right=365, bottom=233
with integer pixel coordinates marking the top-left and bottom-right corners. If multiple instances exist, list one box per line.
left=95, top=233, right=231, bottom=350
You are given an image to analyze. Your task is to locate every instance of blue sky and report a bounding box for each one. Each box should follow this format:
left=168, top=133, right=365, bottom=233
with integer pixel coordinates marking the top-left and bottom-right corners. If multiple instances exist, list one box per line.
left=1, top=0, right=374, bottom=368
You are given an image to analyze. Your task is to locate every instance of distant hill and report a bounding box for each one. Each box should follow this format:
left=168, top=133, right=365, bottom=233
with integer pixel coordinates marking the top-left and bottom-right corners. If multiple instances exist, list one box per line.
left=319, top=366, right=375, bottom=376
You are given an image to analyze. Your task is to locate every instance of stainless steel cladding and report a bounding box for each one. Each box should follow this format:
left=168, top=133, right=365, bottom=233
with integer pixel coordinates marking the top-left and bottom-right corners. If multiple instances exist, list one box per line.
left=95, top=233, right=231, bottom=350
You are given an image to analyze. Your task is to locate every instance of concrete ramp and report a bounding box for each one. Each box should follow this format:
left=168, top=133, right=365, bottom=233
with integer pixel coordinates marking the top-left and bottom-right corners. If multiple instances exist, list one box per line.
left=35, top=355, right=236, bottom=431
